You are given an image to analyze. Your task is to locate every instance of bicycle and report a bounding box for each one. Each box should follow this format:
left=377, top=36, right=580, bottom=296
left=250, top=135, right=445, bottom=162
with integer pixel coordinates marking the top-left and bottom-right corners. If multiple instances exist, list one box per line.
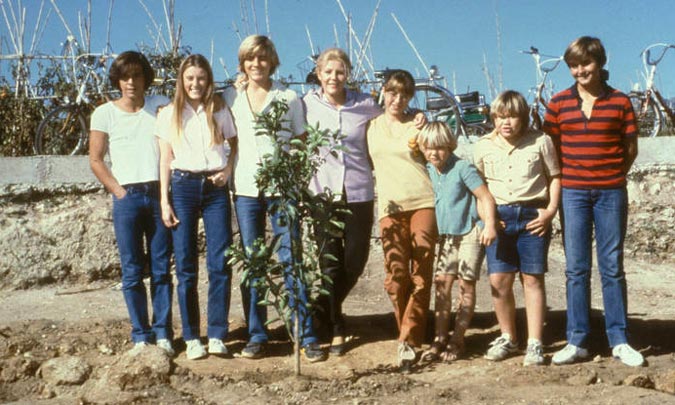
left=628, top=43, right=675, bottom=137
left=34, top=51, right=115, bottom=155
left=520, top=46, right=563, bottom=130
left=373, top=68, right=491, bottom=142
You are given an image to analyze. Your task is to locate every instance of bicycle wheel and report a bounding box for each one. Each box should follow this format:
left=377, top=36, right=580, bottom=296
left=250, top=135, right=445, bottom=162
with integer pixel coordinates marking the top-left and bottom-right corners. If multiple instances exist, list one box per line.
left=34, top=104, right=88, bottom=155
left=629, top=92, right=661, bottom=137
left=410, top=83, right=468, bottom=140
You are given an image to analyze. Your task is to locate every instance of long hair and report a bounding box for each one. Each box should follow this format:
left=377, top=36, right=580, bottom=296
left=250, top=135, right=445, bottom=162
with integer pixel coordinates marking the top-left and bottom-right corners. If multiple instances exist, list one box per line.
left=172, top=54, right=224, bottom=145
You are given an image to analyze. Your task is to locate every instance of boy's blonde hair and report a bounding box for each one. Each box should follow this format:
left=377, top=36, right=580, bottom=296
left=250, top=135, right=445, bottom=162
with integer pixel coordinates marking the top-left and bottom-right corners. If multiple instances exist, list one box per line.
left=238, top=35, right=280, bottom=75
left=490, top=90, right=530, bottom=128
left=418, top=121, right=457, bottom=152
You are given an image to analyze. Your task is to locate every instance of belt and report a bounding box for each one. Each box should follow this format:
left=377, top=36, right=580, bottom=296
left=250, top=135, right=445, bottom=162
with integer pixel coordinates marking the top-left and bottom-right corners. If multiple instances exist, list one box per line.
left=173, top=169, right=221, bottom=179
left=122, top=181, right=159, bottom=194
left=502, top=200, right=548, bottom=209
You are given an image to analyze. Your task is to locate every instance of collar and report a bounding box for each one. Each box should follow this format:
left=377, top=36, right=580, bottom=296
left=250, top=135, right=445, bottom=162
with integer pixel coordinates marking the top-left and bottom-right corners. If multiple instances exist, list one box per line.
left=569, top=83, right=613, bottom=101
left=310, top=88, right=356, bottom=109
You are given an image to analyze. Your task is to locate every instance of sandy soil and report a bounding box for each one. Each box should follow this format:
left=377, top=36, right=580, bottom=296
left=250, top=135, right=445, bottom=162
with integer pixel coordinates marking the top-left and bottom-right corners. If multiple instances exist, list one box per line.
left=1, top=220, right=674, bottom=405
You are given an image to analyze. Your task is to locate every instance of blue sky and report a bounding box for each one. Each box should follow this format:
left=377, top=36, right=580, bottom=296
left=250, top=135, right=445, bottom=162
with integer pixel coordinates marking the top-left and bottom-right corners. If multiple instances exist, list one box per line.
left=2, top=0, right=674, bottom=100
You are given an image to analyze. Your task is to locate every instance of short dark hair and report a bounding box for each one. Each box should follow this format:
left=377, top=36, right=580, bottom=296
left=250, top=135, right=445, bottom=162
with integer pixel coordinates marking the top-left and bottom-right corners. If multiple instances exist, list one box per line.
left=383, top=69, right=415, bottom=98
left=108, top=51, right=155, bottom=91
left=564, top=36, right=607, bottom=68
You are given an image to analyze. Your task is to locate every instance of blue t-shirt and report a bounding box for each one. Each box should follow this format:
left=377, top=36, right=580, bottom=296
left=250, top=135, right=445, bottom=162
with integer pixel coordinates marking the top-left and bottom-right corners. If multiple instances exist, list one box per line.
left=427, top=154, right=485, bottom=236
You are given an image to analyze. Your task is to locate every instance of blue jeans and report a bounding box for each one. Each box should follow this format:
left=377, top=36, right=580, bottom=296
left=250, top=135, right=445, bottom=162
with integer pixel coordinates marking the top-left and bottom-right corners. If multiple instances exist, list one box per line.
left=112, top=181, right=172, bottom=343
left=234, top=195, right=317, bottom=346
left=171, top=170, right=233, bottom=341
left=561, top=187, right=629, bottom=348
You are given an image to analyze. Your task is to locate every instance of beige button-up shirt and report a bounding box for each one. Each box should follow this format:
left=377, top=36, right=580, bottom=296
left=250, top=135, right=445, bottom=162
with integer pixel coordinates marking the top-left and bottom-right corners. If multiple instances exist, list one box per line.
left=473, top=129, right=560, bottom=205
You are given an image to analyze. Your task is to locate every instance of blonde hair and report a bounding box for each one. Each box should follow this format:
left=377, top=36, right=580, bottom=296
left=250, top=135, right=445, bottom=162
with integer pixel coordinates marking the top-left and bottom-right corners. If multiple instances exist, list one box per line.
left=490, top=90, right=530, bottom=128
left=237, top=35, right=280, bottom=75
left=172, top=54, right=224, bottom=145
left=316, top=48, right=352, bottom=78
left=418, top=121, right=457, bottom=152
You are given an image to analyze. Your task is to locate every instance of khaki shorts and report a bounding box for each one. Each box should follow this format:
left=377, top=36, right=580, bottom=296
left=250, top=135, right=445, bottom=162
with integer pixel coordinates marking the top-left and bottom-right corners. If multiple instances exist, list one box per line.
left=435, top=225, right=485, bottom=280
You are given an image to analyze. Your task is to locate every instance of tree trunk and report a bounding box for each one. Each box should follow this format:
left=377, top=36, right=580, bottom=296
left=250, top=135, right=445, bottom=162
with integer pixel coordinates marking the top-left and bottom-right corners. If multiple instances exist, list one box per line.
left=294, top=308, right=301, bottom=376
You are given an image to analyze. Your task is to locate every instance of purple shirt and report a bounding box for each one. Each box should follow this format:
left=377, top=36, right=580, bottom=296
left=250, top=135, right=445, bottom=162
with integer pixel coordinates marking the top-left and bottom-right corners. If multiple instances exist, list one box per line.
left=303, top=88, right=382, bottom=202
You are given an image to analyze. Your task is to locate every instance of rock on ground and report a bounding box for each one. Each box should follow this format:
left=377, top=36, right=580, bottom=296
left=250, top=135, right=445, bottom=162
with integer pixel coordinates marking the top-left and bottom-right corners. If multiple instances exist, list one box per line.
left=39, top=355, right=91, bottom=385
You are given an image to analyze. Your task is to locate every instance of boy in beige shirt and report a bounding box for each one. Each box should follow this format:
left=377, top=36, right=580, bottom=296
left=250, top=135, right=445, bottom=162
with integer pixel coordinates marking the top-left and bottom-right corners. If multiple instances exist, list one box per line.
left=474, top=90, right=561, bottom=366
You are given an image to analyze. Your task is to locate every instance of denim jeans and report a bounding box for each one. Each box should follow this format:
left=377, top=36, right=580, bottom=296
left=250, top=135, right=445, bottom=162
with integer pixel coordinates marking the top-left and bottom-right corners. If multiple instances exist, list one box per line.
left=561, top=187, right=629, bottom=348
left=234, top=195, right=317, bottom=346
left=112, top=181, right=172, bottom=343
left=171, top=170, right=233, bottom=341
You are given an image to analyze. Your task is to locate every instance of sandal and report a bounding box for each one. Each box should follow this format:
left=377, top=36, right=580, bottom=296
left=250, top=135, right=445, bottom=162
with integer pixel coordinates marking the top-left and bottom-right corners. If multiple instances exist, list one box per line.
left=441, top=341, right=465, bottom=362
left=421, top=341, right=445, bottom=362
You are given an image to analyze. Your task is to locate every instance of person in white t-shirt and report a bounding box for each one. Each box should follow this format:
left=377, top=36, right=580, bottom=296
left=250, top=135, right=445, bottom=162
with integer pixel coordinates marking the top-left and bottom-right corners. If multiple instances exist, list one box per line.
left=222, top=35, right=324, bottom=362
left=156, top=54, right=238, bottom=360
left=89, top=51, right=173, bottom=356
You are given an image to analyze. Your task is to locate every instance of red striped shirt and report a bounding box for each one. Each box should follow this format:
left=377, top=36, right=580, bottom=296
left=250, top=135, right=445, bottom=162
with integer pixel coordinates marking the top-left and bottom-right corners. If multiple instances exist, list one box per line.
left=543, top=85, right=637, bottom=189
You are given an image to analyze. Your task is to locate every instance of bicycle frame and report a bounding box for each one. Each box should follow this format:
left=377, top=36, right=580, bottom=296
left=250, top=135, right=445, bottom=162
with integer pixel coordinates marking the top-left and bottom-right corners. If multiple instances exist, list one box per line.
left=521, top=47, right=563, bottom=129
left=631, top=43, right=675, bottom=137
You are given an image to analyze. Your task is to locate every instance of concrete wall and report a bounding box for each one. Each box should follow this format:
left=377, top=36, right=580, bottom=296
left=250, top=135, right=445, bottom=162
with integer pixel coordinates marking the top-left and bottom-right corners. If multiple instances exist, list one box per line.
left=0, top=137, right=673, bottom=186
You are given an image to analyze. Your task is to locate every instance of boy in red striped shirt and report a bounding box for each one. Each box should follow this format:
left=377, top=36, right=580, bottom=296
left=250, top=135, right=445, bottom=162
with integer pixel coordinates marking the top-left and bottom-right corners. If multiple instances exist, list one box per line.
left=543, top=36, right=643, bottom=367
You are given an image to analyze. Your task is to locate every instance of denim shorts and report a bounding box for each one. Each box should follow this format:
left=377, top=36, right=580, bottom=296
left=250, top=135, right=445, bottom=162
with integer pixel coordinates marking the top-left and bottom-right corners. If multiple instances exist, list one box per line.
left=485, top=204, right=550, bottom=275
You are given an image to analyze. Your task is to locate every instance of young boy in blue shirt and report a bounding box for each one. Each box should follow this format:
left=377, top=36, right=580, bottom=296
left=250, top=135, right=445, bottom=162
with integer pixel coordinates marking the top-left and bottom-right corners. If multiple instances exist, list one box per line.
left=418, top=122, right=498, bottom=362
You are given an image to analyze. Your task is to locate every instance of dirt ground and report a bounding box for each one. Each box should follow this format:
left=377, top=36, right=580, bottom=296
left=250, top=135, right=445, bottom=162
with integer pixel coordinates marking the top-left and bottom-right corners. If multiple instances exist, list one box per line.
left=1, top=185, right=674, bottom=403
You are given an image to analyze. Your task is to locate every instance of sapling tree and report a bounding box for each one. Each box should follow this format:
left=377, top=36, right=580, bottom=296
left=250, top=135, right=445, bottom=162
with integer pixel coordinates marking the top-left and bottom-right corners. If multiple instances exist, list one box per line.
left=228, top=99, right=347, bottom=376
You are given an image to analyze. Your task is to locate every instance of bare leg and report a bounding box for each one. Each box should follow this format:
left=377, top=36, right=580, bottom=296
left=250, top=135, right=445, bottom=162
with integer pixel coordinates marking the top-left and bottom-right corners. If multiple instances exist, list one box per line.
left=489, top=272, right=517, bottom=341
left=521, top=273, right=546, bottom=341
left=433, top=274, right=455, bottom=348
left=451, top=278, right=476, bottom=345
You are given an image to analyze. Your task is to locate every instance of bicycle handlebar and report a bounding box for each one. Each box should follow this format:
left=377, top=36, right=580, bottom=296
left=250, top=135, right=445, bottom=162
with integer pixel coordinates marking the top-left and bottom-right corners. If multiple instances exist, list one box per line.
left=642, top=43, right=675, bottom=66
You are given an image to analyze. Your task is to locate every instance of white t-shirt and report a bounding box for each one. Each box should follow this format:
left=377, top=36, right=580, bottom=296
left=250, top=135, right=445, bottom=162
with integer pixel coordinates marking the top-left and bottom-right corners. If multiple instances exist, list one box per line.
left=223, top=81, right=306, bottom=197
left=90, top=95, right=169, bottom=185
left=155, top=103, right=237, bottom=172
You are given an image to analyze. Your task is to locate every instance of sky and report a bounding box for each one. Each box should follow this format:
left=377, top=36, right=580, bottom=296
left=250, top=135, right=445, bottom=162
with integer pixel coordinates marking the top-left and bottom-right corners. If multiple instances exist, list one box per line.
left=2, top=0, right=674, bottom=101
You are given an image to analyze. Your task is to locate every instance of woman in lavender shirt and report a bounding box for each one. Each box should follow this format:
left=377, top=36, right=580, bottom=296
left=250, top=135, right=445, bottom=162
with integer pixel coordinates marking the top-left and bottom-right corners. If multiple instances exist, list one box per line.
left=304, top=48, right=424, bottom=355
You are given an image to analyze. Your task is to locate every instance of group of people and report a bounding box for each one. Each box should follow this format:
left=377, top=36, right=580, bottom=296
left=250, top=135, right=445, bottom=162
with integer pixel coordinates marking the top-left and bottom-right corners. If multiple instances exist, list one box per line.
left=90, top=34, right=645, bottom=369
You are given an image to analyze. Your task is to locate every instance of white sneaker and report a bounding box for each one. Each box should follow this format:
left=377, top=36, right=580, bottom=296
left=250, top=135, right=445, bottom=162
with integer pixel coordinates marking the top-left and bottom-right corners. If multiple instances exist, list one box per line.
left=612, top=343, right=644, bottom=367
left=128, top=341, right=150, bottom=356
left=523, top=340, right=545, bottom=366
left=185, top=339, right=207, bottom=360
left=552, top=343, right=589, bottom=365
left=484, top=334, right=518, bottom=361
left=157, top=339, right=175, bottom=357
left=208, top=338, right=229, bottom=356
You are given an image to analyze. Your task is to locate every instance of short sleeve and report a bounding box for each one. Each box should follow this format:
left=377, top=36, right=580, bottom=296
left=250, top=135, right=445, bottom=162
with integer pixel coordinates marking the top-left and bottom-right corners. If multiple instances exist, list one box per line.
left=473, top=139, right=487, bottom=174
left=621, top=94, right=638, bottom=138
left=217, top=106, right=237, bottom=139
left=154, top=104, right=173, bottom=142
left=90, top=103, right=110, bottom=133
left=460, top=161, right=485, bottom=192
left=542, top=97, right=560, bottom=138
left=540, top=134, right=561, bottom=177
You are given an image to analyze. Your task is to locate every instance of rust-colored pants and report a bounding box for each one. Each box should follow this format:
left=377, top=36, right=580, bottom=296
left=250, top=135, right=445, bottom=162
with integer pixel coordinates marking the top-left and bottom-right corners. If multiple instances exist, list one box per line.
left=380, top=208, right=437, bottom=347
